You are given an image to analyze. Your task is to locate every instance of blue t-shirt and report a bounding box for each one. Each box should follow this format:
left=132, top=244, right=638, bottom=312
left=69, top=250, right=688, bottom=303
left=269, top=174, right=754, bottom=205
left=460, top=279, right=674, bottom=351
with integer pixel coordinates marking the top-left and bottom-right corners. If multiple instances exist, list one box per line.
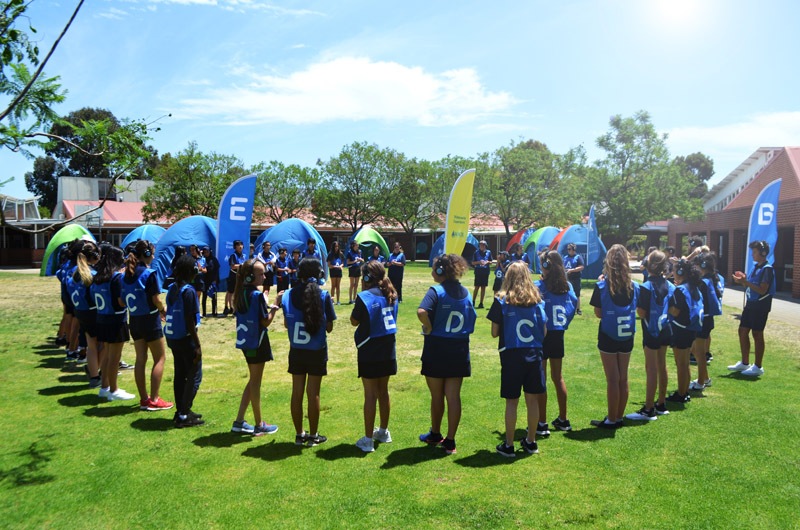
left=351, top=287, right=397, bottom=362
left=367, top=254, right=386, bottom=264
left=510, top=253, right=531, bottom=270
left=346, top=250, right=363, bottom=273
left=563, top=253, right=584, bottom=278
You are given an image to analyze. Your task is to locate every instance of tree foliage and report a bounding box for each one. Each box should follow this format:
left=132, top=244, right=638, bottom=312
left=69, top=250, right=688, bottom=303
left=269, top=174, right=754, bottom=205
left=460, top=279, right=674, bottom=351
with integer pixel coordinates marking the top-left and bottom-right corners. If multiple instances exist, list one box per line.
left=141, top=142, right=245, bottom=223
left=383, top=154, right=439, bottom=236
left=674, top=152, right=714, bottom=199
left=252, top=160, right=319, bottom=223
left=586, top=111, right=705, bottom=245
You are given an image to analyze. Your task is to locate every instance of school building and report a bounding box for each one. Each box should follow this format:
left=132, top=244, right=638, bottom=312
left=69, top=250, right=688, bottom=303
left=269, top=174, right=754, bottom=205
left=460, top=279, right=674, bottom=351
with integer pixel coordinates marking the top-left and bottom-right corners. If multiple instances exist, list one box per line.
left=667, top=146, right=800, bottom=299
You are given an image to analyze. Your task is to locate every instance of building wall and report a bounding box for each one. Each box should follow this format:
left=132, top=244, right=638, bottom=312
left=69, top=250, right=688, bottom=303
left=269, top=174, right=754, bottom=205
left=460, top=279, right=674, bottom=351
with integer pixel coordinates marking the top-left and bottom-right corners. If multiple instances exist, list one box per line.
left=704, top=148, right=779, bottom=212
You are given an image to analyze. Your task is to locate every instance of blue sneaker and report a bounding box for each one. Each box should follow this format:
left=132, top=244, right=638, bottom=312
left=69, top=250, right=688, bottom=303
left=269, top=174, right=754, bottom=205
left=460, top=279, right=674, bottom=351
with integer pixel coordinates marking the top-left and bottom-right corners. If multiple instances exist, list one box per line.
left=254, top=422, right=278, bottom=436
left=231, top=420, right=255, bottom=434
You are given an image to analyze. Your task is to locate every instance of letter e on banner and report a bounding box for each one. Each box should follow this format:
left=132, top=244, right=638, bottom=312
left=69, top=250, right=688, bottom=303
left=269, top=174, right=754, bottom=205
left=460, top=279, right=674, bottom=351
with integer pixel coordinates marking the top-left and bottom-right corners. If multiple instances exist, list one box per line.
left=230, top=197, right=248, bottom=221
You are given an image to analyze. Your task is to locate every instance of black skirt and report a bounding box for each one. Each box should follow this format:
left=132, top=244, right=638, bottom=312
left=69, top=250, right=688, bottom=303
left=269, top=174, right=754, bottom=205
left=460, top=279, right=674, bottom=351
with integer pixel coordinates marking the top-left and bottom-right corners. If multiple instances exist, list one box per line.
left=358, top=359, right=397, bottom=379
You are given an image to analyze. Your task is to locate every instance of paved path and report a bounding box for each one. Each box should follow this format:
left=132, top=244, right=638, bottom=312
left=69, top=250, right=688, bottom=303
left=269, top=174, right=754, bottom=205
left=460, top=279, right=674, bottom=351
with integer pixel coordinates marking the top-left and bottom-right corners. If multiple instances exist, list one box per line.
left=0, top=267, right=41, bottom=275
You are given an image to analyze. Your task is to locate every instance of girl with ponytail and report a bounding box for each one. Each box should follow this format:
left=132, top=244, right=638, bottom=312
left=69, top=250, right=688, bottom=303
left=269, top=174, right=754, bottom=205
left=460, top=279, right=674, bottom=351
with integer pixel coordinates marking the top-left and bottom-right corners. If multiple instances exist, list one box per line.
left=280, top=258, right=336, bottom=447
left=689, top=252, right=721, bottom=391
left=121, top=240, right=173, bottom=412
left=666, top=259, right=705, bottom=403
left=68, top=241, right=102, bottom=387
left=350, top=261, right=398, bottom=452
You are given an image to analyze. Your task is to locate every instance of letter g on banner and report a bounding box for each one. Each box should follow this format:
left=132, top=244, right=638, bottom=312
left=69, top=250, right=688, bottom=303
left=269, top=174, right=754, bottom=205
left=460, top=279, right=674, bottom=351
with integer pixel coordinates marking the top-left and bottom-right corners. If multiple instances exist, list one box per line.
left=758, top=203, right=774, bottom=226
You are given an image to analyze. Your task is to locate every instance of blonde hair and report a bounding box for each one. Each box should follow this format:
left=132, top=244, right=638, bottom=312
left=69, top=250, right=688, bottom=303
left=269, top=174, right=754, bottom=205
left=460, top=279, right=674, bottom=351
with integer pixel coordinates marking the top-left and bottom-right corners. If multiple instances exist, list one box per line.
left=497, top=261, right=542, bottom=307
left=603, top=244, right=632, bottom=297
left=645, top=250, right=667, bottom=276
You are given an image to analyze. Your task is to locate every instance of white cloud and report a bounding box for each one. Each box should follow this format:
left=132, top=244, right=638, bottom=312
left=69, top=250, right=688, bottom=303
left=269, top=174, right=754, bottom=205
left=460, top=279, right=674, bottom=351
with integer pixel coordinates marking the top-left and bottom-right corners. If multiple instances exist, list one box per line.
left=289, top=44, right=307, bottom=49
left=118, top=0, right=324, bottom=15
left=174, top=57, right=516, bottom=127
left=96, top=7, right=129, bottom=19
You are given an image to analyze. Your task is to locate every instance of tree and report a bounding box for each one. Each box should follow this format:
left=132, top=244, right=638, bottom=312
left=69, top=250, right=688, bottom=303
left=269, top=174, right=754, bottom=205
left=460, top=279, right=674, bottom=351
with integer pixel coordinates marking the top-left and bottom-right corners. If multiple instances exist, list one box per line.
left=674, top=152, right=714, bottom=199
left=383, top=154, right=439, bottom=259
left=586, top=111, right=705, bottom=246
left=141, top=142, right=246, bottom=223
left=23, top=155, right=67, bottom=210
left=475, top=139, right=583, bottom=238
left=252, top=160, right=319, bottom=223
left=312, top=141, right=394, bottom=232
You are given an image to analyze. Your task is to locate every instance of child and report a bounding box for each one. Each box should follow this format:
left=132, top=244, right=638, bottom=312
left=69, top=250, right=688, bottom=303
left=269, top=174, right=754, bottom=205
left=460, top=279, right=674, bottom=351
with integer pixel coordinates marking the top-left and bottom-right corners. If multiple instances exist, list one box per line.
left=625, top=250, right=674, bottom=421
left=303, top=238, right=321, bottom=261
left=689, top=251, right=722, bottom=390
left=190, top=244, right=206, bottom=295
left=387, top=242, right=406, bottom=303
left=121, top=240, right=173, bottom=411
left=492, top=251, right=510, bottom=295
left=232, top=259, right=280, bottom=436
left=471, top=240, right=493, bottom=309
left=257, top=241, right=276, bottom=295
left=165, top=254, right=205, bottom=428
left=275, top=248, right=291, bottom=292
left=589, top=244, right=639, bottom=428
left=327, top=241, right=344, bottom=305
left=509, top=243, right=531, bottom=271
left=666, top=259, right=704, bottom=403
left=224, top=240, right=246, bottom=316
left=488, top=261, right=547, bottom=457
left=280, top=258, right=336, bottom=447
left=563, top=243, right=585, bottom=315
left=728, top=240, right=775, bottom=377
left=350, top=261, right=398, bottom=453
left=368, top=245, right=385, bottom=264
left=91, top=244, right=135, bottom=401
left=290, top=248, right=302, bottom=288
left=67, top=240, right=102, bottom=387
left=416, top=254, right=476, bottom=455
left=534, top=250, right=577, bottom=433
left=346, top=240, right=364, bottom=304
left=201, top=246, right=219, bottom=317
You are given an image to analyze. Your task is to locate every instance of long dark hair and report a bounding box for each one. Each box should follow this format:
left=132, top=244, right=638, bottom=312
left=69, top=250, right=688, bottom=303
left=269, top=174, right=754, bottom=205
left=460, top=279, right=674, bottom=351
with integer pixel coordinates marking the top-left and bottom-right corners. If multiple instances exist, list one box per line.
left=234, top=259, right=259, bottom=314
left=540, top=250, right=570, bottom=295
left=327, top=241, right=341, bottom=261
left=124, top=239, right=154, bottom=280
left=675, top=258, right=702, bottom=301
left=95, top=244, right=124, bottom=284
left=172, top=254, right=197, bottom=285
left=362, top=261, right=397, bottom=305
left=298, top=258, right=324, bottom=335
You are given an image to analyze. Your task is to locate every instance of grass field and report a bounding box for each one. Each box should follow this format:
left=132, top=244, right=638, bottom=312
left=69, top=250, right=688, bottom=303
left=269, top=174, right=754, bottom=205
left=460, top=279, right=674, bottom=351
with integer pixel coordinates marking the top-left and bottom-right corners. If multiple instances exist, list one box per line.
left=1, top=264, right=799, bottom=529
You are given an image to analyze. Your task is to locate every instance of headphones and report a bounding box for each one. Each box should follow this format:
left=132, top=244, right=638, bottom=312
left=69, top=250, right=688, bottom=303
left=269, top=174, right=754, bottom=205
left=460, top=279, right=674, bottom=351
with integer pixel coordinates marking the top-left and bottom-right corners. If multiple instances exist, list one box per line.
left=143, top=247, right=152, bottom=257
left=363, top=272, right=371, bottom=283
left=676, top=259, right=688, bottom=277
left=755, top=240, right=768, bottom=256
left=245, top=272, right=254, bottom=283
left=540, top=252, right=551, bottom=270
left=434, top=257, right=444, bottom=276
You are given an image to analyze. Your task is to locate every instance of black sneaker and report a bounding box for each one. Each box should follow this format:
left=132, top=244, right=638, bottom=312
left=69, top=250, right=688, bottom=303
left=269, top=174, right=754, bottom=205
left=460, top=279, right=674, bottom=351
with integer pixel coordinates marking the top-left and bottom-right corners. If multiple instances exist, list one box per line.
left=520, top=438, right=538, bottom=454
left=535, top=422, right=550, bottom=436
left=477, top=303, right=484, bottom=309
left=654, top=402, right=669, bottom=415
left=706, top=352, right=713, bottom=363
left=495, top=442, right=515, bottom=457
left=689, top=353, right=698, bottom=365
left=624, top=406, right=657, bottom=421
left=442, top=438, right=457, bottom=455
left=590, top=418, right=617, bottom=429
left=306, top=433, right=327, bottom=447
left=175, top=415, right=205, bottom=428
left=576, top=309, right=582, bottom=315
left=683, top=393, right=691, bottom=403
left=665, top=392, right=686, bottom=403
left=551, top=417, right=572, bottom=431
left=419, top=430, right=444, bottom=445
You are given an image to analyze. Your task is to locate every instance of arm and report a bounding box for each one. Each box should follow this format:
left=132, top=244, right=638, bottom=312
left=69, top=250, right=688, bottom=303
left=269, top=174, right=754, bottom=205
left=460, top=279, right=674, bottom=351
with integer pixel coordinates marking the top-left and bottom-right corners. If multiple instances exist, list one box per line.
left=594, top=307, right=602, bottom=319
left=417, top=307, right=432, bottom=335
left=636, top=307, right=647, bottom=319
left=491, top=322, right=500, bottom=338
left=152, top=293, right=166, bottom=317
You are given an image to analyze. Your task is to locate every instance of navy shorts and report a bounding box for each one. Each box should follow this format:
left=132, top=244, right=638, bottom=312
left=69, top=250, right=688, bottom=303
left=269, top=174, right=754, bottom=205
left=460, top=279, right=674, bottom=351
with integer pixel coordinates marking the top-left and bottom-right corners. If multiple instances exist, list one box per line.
left=696, top=316, right=715, bottom=339
left=348, top=267, right=361, bottom=278
left=671, top=325, right=696, bottom=350
left=288, top=347, right=327, bottom=376
left=568, top=274, right=582, bottom=296
left=358, top=359, right=397, bottom=379
left=542, top=330, right=565, bottom=359
left=329, top=268, right=343, bottom=279
left=242, top=335, right=273, bottom=364
left=740, top=306, right=769, bottom=332
left=421, top=361, right=471, bottom=378
left=96, top=320, right=130, bottom=344
left=75, top=309, right=97, bottom=339
left=642, top=330, right=673, bottom=350
left=129, top=313, right=164, bottom=342
left=474, top=268, right=490, bottom=287
left=597, top=329, right=633, bottom=354
left=500, top=349, right=546, bottom=398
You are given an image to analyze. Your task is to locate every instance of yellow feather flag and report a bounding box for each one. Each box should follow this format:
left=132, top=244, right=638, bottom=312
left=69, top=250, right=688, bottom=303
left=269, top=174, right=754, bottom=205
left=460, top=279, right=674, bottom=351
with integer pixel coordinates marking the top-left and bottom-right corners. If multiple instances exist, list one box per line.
left=444, top=169, right=476, bottom=255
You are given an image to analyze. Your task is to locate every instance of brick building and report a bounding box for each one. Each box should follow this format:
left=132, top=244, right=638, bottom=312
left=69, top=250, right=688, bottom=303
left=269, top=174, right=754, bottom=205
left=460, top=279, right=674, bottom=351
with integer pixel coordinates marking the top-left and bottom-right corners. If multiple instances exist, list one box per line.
left=668, top=146, right=800, bottom=298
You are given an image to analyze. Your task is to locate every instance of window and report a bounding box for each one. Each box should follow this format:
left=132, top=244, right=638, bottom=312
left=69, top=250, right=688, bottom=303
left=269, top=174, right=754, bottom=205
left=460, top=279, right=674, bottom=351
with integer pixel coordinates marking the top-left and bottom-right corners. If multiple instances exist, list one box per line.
left=97, top=180, right=117, bottom=201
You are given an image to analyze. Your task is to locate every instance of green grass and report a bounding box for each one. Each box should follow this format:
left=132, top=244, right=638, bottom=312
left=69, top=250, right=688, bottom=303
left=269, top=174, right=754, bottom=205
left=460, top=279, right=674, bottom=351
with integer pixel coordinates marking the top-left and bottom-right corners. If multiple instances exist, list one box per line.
left=1, top=264, right=798, bottom=529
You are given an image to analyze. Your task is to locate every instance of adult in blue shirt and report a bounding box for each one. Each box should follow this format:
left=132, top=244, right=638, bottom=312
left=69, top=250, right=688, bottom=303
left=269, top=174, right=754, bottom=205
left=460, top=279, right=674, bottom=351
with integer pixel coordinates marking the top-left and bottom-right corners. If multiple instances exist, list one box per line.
left=563, top=243, right=585, bottom=315
left=471, top=240, right=493, bottom=309
left=387, top=242, right=406, bottom=302
left=346, top=240, right=364, bottom=304
left=367, top=244, right=386, bottom=264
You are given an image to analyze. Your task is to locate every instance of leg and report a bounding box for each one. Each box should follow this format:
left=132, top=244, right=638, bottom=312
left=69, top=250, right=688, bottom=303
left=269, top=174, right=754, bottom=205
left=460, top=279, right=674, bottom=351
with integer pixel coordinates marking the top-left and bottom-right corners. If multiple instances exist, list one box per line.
left=504, top=398, right=518, bottom=446
left=210, top=290, right=217, bottom=316
left=133, top=339, right=150, bottom=400
left=479, top=285, right=486, bottom=306
left=306, top=375, right=323, bottom=435
left=523, top=393, right=540, bottom=443
left=106, top=342, right=124, bottom=393
left=537, top=358, right=548, bottom=424
left=693, top=337, right=710, bottom=382
left=443, top=377, right=463, bottom=440
left=752, top=330, right=765, bottom=368
left=738, top=326, right=751, bottom=364
left=291, top=374, right=306, bottom=434
left=656, top=346, right=668, bottom=404
left=248, top=362, right=265, bottom=425
left=643, top=346, right=658, bottom=409
left=673, top=348, right=691, bottom=395
left=183, top=357, right=202, bottom=413
left=86, top=335, right=100, bottom=378
left=362, top=378, right=378, bottom=438
left=148, top=338, right=167, bottom=400
left=68, top=317, right=80, bottom=352
left=472, top=285, right=479, bottom=304
left=549, top=357, right=568, bottom=421
left=236, top=381, right=251, bottom=422
left=171, top=349, right=187, bottom=414
left=425, top=376, right=445, bottom=434
left=376, top=376, right=391, bottom=430
left=599, top=352, right=621, bottom=422
left=616, top=353, right=631, bottom=419
left=202, top=290, right=208, bottom=316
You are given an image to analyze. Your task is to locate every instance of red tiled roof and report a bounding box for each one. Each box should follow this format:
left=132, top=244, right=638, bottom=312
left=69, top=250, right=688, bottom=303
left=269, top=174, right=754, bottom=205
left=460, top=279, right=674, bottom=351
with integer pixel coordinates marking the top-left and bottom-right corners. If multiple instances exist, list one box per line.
left=725, top=147, right=800, bottom=210
left=62, top=201, right=167, bottom=226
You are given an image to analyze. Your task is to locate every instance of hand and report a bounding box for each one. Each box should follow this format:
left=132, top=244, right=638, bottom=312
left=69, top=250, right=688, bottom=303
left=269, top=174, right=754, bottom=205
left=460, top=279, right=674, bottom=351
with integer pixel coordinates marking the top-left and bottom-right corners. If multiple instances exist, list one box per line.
left=597, top=274, right=605, bottom=281
left=193, top=346, right=202, bottom=363
left=275, top=291, right=284, bottom=305
left=421, top=325, right=431, bottom=335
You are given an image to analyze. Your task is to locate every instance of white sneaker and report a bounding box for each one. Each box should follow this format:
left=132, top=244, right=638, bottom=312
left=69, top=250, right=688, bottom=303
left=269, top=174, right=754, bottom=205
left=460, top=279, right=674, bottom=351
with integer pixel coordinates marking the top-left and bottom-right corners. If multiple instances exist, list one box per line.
left=741, top=364, right=764, bottom=377
left=727, top=361, right=749, bottom=372
left=355, top=436, right=375, bottom=453
left=98, top=387, right=110, bottom=398
left=373, top=429, right=392, bottom=443
left=704, top=378, right=712, bottom=387
left=689, top=380, right=705, bottom=391
left=108, top=388, right=136, bottom=401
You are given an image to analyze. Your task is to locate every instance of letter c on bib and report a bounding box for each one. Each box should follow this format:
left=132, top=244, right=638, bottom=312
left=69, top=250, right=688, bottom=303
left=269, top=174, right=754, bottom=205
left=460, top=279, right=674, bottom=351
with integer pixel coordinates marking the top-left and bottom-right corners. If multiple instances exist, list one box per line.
left=516, top=319, right=535, bottom=342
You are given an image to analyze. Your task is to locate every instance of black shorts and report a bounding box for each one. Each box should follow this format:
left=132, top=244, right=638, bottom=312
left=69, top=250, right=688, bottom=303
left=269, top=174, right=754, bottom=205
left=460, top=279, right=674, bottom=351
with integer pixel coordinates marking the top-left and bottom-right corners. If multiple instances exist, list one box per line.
left=740, top=305, right=769, bottom=332
left=276, top=278, right=290, bottom=292
left=642, top=330, right=673, bottom=350
left=474, top=268, right=490, bottom=287
left=241, top=335, right=273, bottom=364
left=226, top=275, right=236, bottom=293
left=348, top=267, right=361, bottom=278
left=421, top=361, right=471, bottom=378
left=568, top=274, right=582, bottom=296
left=500, top=349, right=546, bottom=398
left=542, top=329, right=565, bottom=359
left=696, top=316, right=715, bottom=339
left=96, top=320, right=130, bottom=344
left=63, top=300, right=75, bottom=316
left=493, top=276, right=504, bottom=292
left=263, top=270, right=275, bottom=288
left=129, top=313, right=164, bottom=342
left=75, top=309, right=97, bottom=338
left=671, top=326, right=696, bottom=349
left=597, top=329, right=633, bottom=354
left=329, top=268, right=343, bottom=278
left=288, top=347, right=327, bottom=376
left=358, top=359, right=397, bottom=379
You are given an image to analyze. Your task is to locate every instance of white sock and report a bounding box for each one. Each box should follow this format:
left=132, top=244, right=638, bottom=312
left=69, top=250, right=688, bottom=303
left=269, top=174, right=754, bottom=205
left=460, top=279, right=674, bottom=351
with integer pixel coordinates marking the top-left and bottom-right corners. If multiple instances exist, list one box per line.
left=604, top=418, right=615, bottom=425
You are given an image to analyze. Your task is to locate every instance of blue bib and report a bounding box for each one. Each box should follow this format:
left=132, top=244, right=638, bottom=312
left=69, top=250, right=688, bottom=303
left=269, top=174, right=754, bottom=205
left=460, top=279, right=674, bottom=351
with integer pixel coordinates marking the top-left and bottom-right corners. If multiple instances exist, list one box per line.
left=473, top=250, right=492, bottom=269
left=91, top=273, right=127, bottom=317
left=236, top=289, right=265, bottom=349
left=430, top=284, right=476, bottom=339
left=498, top=298, right=546, bottom=351
left=746, top=263, right=776, bottom=302
left=368, top=255, right=385, bottom=263
left=702, top=277, right=722, bottom=316
left=67, top=269, right=96, bottom=311
left=121, top=267, right=159, bottom=317
left=563, top=255, right=582, bottom=271
left=598, top=281, right=639, bottom=340
left=671, top=284, right=704, bottom=332
left=535, top=280, right=577, bottom=331
left=281, top=288, right=328, bottom=349
left=388, top=252, right=404, bottom=266
left=355, top=290, right=398, bottom=348
left=276, top=257, right=291, bottom=279
left=165, top=284, right=201, bottom=340
left=717, top=274, right=725, bottom=297
left=640, top=280, right=675, bottom=338
left=495, top=260, right=509, bottom=279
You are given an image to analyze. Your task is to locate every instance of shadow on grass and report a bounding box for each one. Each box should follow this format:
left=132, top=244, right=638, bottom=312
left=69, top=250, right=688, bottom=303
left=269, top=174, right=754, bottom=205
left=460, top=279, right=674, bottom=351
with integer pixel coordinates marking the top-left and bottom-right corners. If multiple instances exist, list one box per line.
left=380, top=445, right=447, bottom=469
left=562, top=427, right=616, bottom=442
left=35, top=357, right=67, bottom=370
left=241, top=441, right=304, bottom=462
left=719, top=372, right=760, bottom=382
left=83, top=404, right=138, bottom=418
left=58, top=394, right=105, bottom=407
left=37, top=384, right=83, bottom=396
left=314, top=443, right=368, bottom=461
left=32, top=347, right=64, bottom=356
left=58, top=374, right=87, bottom=383
left=0, top=440, right=55, bottom=488
left=130, top=418, right=175, bottom=432
left=453, top=449, right=519, bottom=468
left=193, top=432, right=254, bottom=448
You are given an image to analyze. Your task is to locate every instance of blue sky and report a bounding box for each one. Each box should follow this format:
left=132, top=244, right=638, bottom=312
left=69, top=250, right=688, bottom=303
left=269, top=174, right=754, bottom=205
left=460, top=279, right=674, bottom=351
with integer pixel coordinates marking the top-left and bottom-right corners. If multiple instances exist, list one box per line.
left=3, top=0, right=800, bottom=200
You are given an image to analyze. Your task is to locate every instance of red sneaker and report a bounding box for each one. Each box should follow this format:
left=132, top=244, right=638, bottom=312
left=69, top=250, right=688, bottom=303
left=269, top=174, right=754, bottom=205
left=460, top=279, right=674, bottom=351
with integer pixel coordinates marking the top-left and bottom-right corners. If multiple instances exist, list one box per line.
left=139, top=398, right=151, bottom=411
left=147, top=397, right=174, bottom=411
